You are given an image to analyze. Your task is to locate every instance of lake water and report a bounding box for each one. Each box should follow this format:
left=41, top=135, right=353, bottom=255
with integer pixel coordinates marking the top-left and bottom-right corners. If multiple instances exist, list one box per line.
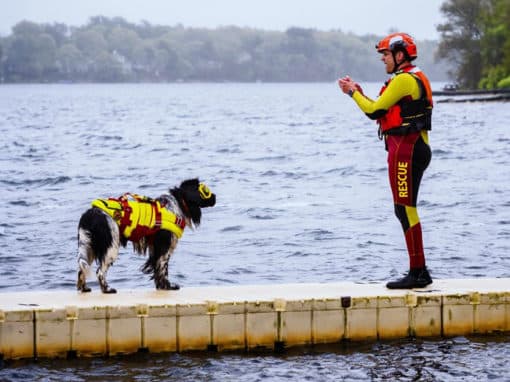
left=0, top=83, right=509, bottom=380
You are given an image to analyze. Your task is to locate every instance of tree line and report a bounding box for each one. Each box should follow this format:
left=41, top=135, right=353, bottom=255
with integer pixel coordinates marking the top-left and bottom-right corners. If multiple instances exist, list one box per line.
left=0, top=16, right=447, bottom=83
left=438, top=0, right=510, bottom=89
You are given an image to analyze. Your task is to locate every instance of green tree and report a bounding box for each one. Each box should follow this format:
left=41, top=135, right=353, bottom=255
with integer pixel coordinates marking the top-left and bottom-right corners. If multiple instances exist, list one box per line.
left=502, top=1, right=510, bottom=76
left=437, top=0, right=485, bottom=89
left=437, top=0, right=510, bottom=89
left=56, top=43, right=85, bottom=80
left=4, top=21, right=57, bottom=81
left=74, top=28, right=108, bottom=59
left=0, top=17, right=449, bottom=83
left=479, top=0, right=510, bottom=88
left=0, top=42, right=3, bottom=81
left=154, top=36, right=184, bottom=80
left=107, top=26, right=142, bottom=61
left=43, top=23, right=69, bottom=47
left=131, top=41, right=157, bottom=79
left=92, top=51, right=125, bottom=81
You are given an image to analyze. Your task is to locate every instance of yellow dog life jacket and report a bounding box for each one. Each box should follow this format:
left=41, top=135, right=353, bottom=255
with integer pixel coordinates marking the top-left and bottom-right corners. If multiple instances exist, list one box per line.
left=91, top=193, right=186, bottom=241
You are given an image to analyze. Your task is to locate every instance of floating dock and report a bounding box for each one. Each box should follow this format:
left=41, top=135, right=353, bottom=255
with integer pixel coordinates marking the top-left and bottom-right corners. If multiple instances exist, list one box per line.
left=1, top=279, right=509, bottom=360
left=433, top=88, right=510, bottom=102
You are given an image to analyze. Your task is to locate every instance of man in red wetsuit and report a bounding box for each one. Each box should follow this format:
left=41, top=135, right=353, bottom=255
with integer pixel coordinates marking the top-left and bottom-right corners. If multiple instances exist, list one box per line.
left=338, top=32, right=433, bottom=289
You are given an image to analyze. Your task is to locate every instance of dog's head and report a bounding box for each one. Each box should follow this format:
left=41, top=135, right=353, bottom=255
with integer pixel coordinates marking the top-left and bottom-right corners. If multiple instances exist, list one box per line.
left=170, top=178, right=216, bottom=226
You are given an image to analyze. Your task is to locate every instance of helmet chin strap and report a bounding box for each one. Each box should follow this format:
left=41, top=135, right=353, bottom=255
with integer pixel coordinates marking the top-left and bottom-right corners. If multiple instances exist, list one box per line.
left=391, top=52, right=404, bottom=73
left=391, top=51, right=410, bottom=73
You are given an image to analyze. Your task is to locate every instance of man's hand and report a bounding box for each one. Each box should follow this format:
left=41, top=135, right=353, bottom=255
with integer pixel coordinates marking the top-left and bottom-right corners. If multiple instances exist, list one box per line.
left=338, top=76, right=362, bottom=96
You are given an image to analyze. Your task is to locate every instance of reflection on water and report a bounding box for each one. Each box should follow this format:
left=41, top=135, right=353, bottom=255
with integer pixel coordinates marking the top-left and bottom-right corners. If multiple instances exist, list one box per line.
left=2, top=336, right=510, bottom=381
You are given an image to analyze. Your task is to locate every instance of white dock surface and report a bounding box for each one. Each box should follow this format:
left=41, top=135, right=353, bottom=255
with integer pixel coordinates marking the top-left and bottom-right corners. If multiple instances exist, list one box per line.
left=1, top=278, right=509, bottom=360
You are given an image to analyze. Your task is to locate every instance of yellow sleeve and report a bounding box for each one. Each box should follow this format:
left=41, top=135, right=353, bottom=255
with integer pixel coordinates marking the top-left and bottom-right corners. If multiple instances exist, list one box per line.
left=351, top=74, right=421, bottom=120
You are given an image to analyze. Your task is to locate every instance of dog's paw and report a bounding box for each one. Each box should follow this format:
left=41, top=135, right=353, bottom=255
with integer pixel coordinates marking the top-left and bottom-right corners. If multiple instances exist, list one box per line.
left=157, top=281, right=180, bottom=290
left=79, top=286, right=92, bottom=293
left=102, top=287, right=117, bottom=294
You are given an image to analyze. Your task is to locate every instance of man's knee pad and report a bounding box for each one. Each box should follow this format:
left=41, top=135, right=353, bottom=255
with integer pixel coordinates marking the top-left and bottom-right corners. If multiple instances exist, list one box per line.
left=394, top=204, right=420, bottom=232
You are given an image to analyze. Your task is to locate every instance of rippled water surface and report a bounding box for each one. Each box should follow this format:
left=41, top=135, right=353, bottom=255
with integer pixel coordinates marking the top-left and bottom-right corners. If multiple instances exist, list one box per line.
left=0, top=83, right=509, bottom=380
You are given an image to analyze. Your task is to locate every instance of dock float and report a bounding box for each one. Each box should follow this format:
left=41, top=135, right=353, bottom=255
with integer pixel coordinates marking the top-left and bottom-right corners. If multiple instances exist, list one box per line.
left=1, top=279, right=510, bottom=360
left=433, top=88, right=510, bottom=102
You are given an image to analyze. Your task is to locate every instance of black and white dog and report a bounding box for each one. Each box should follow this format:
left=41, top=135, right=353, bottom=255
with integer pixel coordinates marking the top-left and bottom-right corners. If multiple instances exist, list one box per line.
left=77, top=179, right=216, bottom=293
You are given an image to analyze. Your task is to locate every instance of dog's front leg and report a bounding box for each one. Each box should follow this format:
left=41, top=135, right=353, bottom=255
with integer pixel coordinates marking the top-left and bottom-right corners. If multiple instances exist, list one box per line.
left=144, top=231, right=179, bottom=290
left=154, top=250, right=180, bottom=290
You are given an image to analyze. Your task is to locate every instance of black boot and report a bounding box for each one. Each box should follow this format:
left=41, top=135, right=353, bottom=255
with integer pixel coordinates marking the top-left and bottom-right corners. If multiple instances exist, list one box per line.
left=386, top=267, right=432, bottom=289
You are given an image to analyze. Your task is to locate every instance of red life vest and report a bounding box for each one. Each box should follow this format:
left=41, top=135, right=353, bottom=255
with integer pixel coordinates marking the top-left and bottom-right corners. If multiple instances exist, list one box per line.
left=91, top=193, right=186, bottom=242
left=377, top=66, right=433, bottom=136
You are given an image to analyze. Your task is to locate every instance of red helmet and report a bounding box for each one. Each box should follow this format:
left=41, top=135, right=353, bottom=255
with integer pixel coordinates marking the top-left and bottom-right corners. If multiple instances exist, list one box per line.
left=376, top=33, right=417, bottom=60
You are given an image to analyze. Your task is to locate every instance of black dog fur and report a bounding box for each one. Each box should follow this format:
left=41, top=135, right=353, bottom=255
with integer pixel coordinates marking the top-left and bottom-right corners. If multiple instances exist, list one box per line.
left=76, top=178, right=215, bottom=293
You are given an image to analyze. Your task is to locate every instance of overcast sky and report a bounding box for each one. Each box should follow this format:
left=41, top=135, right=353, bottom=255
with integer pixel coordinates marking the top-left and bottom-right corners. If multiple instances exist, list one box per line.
left=2, top=0, right=445, bottom=40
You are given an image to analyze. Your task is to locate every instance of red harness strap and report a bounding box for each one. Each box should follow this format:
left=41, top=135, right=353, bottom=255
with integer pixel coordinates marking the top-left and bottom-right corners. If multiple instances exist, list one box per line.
left=107, top=194, right=186, bottom=242
left=175, top=215, right=185, bottom=229
left=118, top=196, right=132, bottom=233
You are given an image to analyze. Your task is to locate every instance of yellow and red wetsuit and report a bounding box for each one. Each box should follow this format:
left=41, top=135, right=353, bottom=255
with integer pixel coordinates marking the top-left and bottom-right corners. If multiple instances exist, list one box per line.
left=351, top=66, right=432, bottom=270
